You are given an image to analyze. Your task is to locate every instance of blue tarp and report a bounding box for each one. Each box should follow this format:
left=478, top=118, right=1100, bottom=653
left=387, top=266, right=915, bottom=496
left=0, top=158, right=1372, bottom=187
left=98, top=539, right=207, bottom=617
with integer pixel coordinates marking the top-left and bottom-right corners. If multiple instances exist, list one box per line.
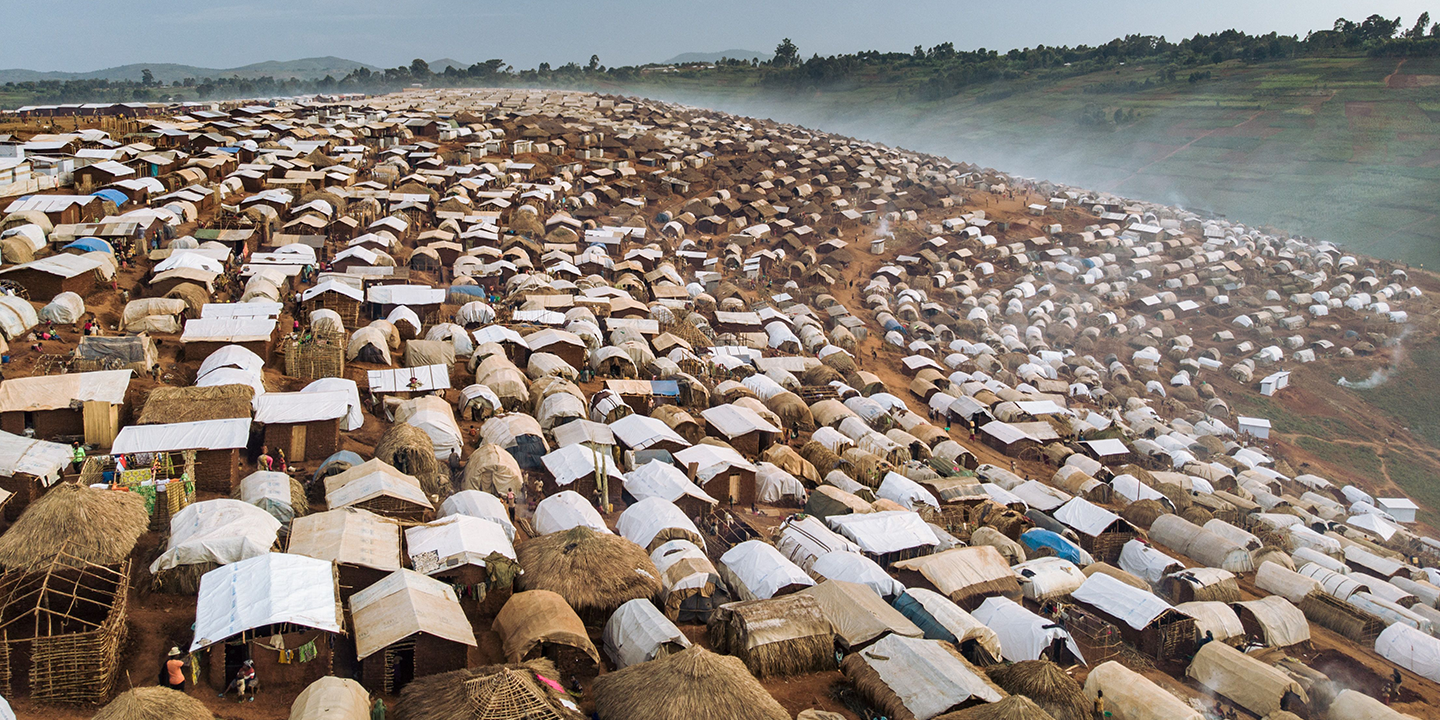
left=649, top=380, right=679, bottom=397
left=314, top=450, right=364, bottom=483
left=447, top=285, right=488, bottom=299
left=891, top=592, right=957, bottom=644
left=90, top=189, right=129, bottom=206
left=63, top=237, right=113, bottom=254
left=1020, top=529, right=1087, bottom=565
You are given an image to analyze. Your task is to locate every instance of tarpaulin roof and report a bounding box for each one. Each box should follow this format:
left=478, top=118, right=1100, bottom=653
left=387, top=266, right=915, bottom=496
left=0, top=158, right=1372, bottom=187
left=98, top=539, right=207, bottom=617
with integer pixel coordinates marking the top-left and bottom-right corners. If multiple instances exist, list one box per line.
left=350, top=569, right=477, bottom=659
left=112, top=418, right=250, bottom=453
left=191, top=552, right=342, bottom=651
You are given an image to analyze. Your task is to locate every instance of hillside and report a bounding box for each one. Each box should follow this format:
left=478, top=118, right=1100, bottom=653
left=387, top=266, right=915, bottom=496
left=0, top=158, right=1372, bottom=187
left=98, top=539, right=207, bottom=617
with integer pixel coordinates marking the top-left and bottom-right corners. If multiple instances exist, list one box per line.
left=0, top=56, right=377, bottom=84
left=604, top=55, right=1440, bottom=268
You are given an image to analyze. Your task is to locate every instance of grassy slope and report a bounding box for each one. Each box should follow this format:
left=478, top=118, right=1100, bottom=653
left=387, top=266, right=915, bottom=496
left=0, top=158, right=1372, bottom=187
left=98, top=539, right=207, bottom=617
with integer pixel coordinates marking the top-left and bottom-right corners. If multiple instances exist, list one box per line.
left=605, top=55, right=1440, bottom=267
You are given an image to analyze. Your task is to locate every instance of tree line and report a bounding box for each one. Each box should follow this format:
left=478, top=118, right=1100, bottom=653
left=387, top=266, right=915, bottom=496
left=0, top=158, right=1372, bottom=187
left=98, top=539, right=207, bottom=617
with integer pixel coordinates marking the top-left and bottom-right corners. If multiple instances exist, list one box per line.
left=3, top=12, right=1437, bottom=109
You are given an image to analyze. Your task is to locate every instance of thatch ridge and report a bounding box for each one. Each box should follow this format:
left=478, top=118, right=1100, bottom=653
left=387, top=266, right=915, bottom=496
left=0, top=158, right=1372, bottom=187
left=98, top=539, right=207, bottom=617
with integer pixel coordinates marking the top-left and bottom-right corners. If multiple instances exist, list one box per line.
left=394, top=658, right=583, bottom=720
left=517, top=526, right=661, bottom=624
left=984, top=660, right=1088, bottom=720
left=138, top=384, right=254, bottom=424
left=592, top=645, right=789, bottom=720
left=0, top=483, right=149, bottom=569
left=92, top=686, right=215, bottom=720
left=935, top=695, right=1057, bottom=720
left=708, top=594, right=836, bottom=678
left=376, top=422, right=446, bottom=498
left=1120, top=499, right=1168, bottom=529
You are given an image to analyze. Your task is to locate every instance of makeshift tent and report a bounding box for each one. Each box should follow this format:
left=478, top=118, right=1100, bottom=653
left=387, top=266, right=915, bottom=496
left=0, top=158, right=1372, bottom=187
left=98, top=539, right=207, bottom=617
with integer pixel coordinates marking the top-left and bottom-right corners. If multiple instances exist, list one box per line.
left=800, top=579, right=922, bottom=650
left=719, top=540, right=815, bottom=601
left=1083, top=661, right=1202, bottom=720
left=237, top=470, right=306, bottom=524
left=1013, top=557, right=1086, bottom=601
left=891, top=588, right=1002, bottom=663
left=1185, top=642, right=1308, bottom=717
left=706, top=592, right=835, bottom=677
left=618, top=497, right=704, bottom=551
left=533, top=490, right=610, bottom=535
left=149, top=499, right=281, bottom=591
left=288, top=676, right=370, bottom=720
left=972, top=596, right=1083, bottom=665
left=190, top=552, right=343, bottom=651
left=651, top=539, right=724, bottom=622
left=840, top=634, right=1003, bottom=720
left=1231, top=596, right=1310, bottom=647
left=349, top=569, right=477, bottom=668
left=491, top=590, right=601, bottom=666
left=893, top=546, right=1020, bottom=610
left=438, top=489, right=516, bottom=542
left=1375, top=623, right=1440, bottom=683
left=601, top=597, right=691, bottom=669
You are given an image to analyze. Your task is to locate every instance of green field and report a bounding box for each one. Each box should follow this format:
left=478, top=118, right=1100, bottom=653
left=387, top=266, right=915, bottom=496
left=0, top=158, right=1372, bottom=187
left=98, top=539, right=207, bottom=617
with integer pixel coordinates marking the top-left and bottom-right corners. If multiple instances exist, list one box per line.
left=603, top=55, right=1440, bottom=267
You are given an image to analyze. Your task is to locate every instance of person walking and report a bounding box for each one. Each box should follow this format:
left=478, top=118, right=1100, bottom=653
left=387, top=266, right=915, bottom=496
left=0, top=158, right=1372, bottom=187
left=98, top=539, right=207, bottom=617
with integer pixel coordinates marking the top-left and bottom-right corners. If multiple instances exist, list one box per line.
left=71, top=442, right=86, bottom=473
left=161, top=647, right=186, bottom=691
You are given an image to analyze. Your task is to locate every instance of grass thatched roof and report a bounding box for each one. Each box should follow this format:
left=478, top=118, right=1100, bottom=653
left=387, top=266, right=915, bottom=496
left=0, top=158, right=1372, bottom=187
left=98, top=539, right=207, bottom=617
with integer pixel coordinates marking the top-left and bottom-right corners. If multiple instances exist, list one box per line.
left=1120, top=499, right=1169, bottom=529
left=593, top=645, right=789, bottom=720
left=935, top=695, right=1057, bottom=720
left=91, top=686, right=214, bottom=720
left=394, top=658, right=584, bottom=720
left=517, top=526, right=661, bottom=623
left=0, top=483, right=148, bottom=569
left=984, top=661, right=1088, bottom=720
left=375, top=422, right=445, bottom=498
left=138, top=384, right=253, bottom=424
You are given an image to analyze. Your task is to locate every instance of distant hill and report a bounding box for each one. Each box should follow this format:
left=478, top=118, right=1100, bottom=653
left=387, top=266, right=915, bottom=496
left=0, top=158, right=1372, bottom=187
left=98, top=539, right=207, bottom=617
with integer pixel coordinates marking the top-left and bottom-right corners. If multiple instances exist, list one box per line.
left=429, top=58, right=469, bottom=72
left=663, top=50, right=772, bottom=65
left=0, top=56, right=378, bottom=85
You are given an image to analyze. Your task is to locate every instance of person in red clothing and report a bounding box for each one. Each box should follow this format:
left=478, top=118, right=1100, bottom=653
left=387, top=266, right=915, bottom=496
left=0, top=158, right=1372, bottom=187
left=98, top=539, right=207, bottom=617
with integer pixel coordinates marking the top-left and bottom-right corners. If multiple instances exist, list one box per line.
left=162, top=647, right=186, bottom=691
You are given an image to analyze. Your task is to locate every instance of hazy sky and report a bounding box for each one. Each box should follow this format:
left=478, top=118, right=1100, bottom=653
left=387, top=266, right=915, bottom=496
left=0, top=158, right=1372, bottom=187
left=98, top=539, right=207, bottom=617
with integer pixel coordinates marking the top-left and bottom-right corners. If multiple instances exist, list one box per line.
left=0, top=0, right=1431, bottom=71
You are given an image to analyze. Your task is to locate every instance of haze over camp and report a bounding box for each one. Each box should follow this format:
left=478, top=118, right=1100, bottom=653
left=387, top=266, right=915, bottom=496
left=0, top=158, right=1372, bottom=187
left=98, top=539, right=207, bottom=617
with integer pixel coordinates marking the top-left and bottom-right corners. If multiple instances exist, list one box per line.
left=0, top=3, right=1439, bottom=720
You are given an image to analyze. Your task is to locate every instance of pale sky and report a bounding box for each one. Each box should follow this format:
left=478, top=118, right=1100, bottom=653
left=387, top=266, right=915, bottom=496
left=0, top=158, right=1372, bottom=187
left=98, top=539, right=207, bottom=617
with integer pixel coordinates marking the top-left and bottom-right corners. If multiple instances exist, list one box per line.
left=0, top=0, right=1431, bottom=72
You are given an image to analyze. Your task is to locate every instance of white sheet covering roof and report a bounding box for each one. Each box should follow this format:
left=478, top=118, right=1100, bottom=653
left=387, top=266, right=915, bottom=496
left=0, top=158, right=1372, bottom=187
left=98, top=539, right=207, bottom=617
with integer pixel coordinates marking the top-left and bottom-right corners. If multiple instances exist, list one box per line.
left=1054, top=497, right=1124, bottom=537
left=533, top=490, right=611, bottom=535
left=1071, top=572, right=1175, bottom=630
left=368, top=364, right=451, bottom=393
left=112, top=417, right=250, bottom=454
left=405, top=514, right=516, bottom=574
left=602, top=597, right=691, bottom=669
left=851, top=634, right=1002, bottom=718
left=349, top=569, right=477, bottom=659
left=702, top=403, right=781, bottom=438
left=0, top=369, right=131, bottom=412
left=541, top=443, right=626, bottom=488
left=191, top=553, right=342, bottom=651
left=718, top=539, right=814, bottom=601
left=623, top=460, right=717, bottom=507
left=618, top=497, right=703, bottom=551
left=150, top=499, right=282, bottom=574
left=254, top=390, right=350, bottom=424
left=972, top=596, right=1085, bottom=664
left=827, top=510, right=940, bottom=556
left=180, top=317, right=277, bottom=342
left=609, top=413, right=690, bottom=451
left=0, top=430, right=73, bottom=484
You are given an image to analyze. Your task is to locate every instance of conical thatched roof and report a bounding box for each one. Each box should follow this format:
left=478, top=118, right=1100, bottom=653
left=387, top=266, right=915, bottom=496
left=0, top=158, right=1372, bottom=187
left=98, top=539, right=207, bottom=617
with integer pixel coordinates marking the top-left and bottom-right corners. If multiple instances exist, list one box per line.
left=984, top=661, right=1088, bottom=720
left=91, top=686, right=214, bottom=720
left=517, top=526, right=661, bottom=623
left=0, top=483, right=148, bottom=569
left=935, top=695, right=1056, bottom=720
left=395, top=658, right=583, bottom=720
left=593, top=645, right=789, bottom=720
left=375, top=422, right=445, bottom=498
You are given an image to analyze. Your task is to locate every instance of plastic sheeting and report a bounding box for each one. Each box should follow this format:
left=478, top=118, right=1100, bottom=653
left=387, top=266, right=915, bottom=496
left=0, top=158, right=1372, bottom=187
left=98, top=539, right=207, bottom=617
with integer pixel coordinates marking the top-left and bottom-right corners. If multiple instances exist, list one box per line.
left=1071, top=572, right=1175, bottom=630
left=405, top=514, right=516, bottom=573
left=718, top=540, right=814, bottom=601
left=191, top=553, right=341, bottom=651
left=533, top=490, right=611, bottom=535
left=1083, top=661, right=1203, bottom=720
left=972, top=596, right=1084, bottom=664
left=439, top=489, right=516, bottom=542
left=602, top=597, right=690, bottom=669
left=827, top=511, right=940, bottom=556
left=302, top=378, right=364, bottom=431
left=618, top=497, right=702, bottom=551
left=150, top=499, right=282, bottom=574
left=893, top=588, right=1002, bottom=661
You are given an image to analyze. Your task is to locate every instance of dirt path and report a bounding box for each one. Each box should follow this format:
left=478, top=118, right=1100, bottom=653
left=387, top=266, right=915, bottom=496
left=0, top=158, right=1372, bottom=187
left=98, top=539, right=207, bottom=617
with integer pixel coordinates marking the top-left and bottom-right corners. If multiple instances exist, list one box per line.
left=1384, top=58, right=1410, bottom=88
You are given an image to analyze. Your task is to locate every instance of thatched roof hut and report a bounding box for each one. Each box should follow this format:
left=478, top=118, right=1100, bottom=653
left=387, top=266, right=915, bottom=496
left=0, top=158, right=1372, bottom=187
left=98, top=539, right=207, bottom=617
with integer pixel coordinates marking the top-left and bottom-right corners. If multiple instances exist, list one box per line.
left=137, top=384, right=253, bottom=423
left=517, top=526, right=661, bottom=624
left=0, top=482, right=148, bottom=570
left=375, top=422, right=445, bottom=498
left=985, top=660, right=1088, bottom=720
left=92, top=686, right=214, bottom=720
left=592, top=645, right=788, bottom=720
left=934, top=695, right=1057, bottom=720
left=893, top=546, right=1022, bottom=610
left=841, top=634, right=1004, bottom=720
left=707, top=593, right=836, bottom=678
left=393, top=658, right=584, bottom=720
left=1120, top=498, right=1169, bottom=529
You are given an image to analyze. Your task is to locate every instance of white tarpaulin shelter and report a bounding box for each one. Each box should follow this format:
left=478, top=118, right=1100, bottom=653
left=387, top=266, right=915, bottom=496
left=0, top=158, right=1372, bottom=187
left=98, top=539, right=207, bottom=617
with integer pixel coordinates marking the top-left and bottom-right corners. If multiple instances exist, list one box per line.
left=150, top=499, right=281, bottom=574
left=618, top=497, right=703, bottom=551
left=718, top=540, right=814, bottom=601
left=191, top=552, right=342, bottom=651
left=1376, top=623, right=1440, bottom=683
left=302, top=378, right=364, bottom=431
left=847, top=634, right=1002, bottom=719
left=827, top=511, right=939, bottom=557
left=368, top=364, right=451, bottom=393
left=812, top=551, right=906, bottom=599
left=1119, top=538, right=1184, bottom=587
left=776, top=516, right=862, bottom=573
left=439, top=489, right=515, bottom=542
left=877, top=471, right=939, bottom=510
left=393, top=395, right=464, bottom=459
left=972, top=596, right=1084, bottom=664
left=533, top=490, right=611, bottom=535
left=541, top=443, right=625, bottom=489
left=901, top=588, right=1002, bottom=661
left=404, top=515, right=515, bottom=575
left=609, top=413, right=690, bottom=452
left=349, top=569, right=477, bottom=660
left=112, top=418, right=250, bottom=454
left=1071, top=572, right=1175, bottom=630
left=0, top=430, right=72, bottom=486
left=602, top=597, right=691, bottom=669
left=254, top=390, right=350, bottom=425
left=623, top=459, right=716, bottom=507
left=1083, top=661, right=1203, bottom=720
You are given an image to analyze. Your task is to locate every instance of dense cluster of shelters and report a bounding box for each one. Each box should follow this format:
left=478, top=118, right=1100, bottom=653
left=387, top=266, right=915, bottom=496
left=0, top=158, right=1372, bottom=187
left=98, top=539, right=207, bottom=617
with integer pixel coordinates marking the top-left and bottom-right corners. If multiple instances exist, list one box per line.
left=0, top=87, right=1430, bottom=719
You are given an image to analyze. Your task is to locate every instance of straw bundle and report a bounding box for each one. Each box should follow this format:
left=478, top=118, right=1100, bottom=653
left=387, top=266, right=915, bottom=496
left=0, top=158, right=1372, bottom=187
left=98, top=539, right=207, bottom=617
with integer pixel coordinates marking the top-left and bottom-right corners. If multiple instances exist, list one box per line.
left=92, top=686, right=214, bottom=720
left=935, top=696, right=1057, bottom=720
left=395, top=658, right=583, bottom=720
left=1180, top=505, right=1214, bottom=526
left=970, top=501, right=1032, bottom=539
left=138, top=384, right=254, bottom=424
left=517, top=527, right=662, bottom=624
left=150, top=561, right=217, bottom=595
left=1120, top=499, right=1169, bottom=529
left=984, top=661, right=1088, bottom=720
left=375, top=423, right=446, bottom=498
left=1298, top=591, right=1385, bottom=643
left=593, top=646, right=789, bottom=720
left=0, top=483, right=149, bottom=570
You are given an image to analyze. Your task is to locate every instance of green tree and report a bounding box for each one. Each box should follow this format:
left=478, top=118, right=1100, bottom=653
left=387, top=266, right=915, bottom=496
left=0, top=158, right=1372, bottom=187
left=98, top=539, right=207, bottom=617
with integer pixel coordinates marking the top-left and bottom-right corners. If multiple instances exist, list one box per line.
left=588, top=55, right=600, bottom=71
left=141, top=68, right=154, bottom=86
left=410, top=59, right=431, bottom=77
left=773, top=38, right=800, bottom=67
left=1408, top=12, right=1430, bottom=39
